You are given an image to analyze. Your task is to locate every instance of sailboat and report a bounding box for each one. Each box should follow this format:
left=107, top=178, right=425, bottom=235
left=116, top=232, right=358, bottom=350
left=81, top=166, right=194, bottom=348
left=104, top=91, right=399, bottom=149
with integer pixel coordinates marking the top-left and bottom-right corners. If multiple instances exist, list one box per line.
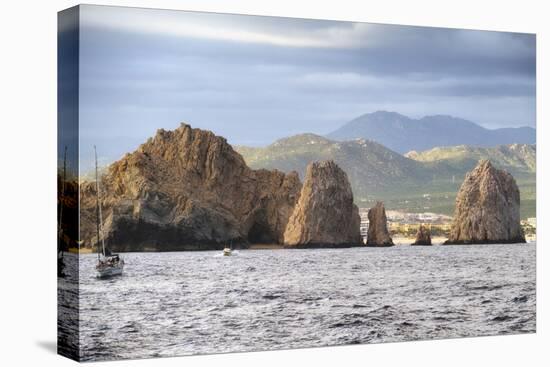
left=94, top=146, right=124, bottom=278
left=57, top=146, right=67, bottom=278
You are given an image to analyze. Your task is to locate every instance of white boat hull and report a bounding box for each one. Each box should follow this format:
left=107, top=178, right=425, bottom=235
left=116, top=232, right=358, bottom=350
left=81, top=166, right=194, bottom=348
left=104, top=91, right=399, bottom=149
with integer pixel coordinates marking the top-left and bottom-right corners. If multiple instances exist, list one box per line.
left=96, top=262, right=124, bottom=278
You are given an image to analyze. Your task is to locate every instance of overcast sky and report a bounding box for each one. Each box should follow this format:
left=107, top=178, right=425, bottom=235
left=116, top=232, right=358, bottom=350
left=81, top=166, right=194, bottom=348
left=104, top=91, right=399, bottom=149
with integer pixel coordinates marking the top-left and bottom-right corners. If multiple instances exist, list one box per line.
left=78, top=5, right=536, bottom=169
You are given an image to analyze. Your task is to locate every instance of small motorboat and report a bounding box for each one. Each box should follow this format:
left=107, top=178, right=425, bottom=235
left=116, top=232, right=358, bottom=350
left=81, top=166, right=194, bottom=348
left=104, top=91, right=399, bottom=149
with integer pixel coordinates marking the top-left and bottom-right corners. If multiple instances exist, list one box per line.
left=222, top=240, right=233, bottom=256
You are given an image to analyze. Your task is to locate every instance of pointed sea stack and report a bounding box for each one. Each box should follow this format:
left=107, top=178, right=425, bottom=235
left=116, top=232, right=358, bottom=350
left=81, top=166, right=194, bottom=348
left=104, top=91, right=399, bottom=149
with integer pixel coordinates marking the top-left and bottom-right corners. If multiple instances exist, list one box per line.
left=283, top=160, right=362, bottom=248
left=366, top=201, right=394, bottom=247
left=445, top=160, right=525, bottom=244
left=411, top=224, right=432, bottom=246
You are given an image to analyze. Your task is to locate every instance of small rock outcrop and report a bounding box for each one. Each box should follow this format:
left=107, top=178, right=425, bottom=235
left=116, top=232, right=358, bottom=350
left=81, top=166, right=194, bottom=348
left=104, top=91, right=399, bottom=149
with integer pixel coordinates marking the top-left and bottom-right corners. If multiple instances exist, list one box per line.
left=283, top=160, right=362, bottom=247
left=366, top=201, right=394, bottom=247
left=411, top=224, right=432, bottom=246
left=445, top=160, right=525, bottom=244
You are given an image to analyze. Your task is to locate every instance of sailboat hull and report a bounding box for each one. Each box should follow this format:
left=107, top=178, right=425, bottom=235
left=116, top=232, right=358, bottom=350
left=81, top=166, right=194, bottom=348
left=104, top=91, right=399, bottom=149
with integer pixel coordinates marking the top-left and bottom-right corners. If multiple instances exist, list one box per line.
left=96, top=263, right=124, bottom=278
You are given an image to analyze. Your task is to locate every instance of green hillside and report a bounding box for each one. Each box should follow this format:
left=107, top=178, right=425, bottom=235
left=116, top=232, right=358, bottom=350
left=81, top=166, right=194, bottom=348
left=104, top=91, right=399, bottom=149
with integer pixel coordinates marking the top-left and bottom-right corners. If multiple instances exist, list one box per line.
left=406, top=143, right=536, bottom=219
left=406, top=143, right=535, bottom=174
left=235, top=136, right=536, bottom=218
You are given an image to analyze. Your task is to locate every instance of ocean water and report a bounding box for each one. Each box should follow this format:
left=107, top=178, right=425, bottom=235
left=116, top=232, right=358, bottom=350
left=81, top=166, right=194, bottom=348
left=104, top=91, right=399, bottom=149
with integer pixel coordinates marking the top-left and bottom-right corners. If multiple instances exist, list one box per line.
left=58, top=243, right=536, bottom=361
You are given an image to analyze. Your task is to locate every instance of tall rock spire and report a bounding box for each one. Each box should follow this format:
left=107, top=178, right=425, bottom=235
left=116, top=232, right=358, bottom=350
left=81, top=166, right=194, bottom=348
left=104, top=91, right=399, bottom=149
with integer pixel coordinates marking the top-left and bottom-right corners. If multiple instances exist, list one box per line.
left=445, top=160, right=525, bottom=244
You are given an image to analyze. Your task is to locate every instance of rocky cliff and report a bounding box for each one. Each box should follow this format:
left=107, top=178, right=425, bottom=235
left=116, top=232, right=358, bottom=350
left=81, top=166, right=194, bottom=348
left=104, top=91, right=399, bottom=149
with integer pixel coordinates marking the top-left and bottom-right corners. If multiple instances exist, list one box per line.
left=366, top=201, right=394, bottom=247
left=283, top=160, right=362, bottom=247
left=411, top=224, right=432, bottom=246
left=80, top=124, right=302, bottom=251
left=445, top=160, right=525, bottom=244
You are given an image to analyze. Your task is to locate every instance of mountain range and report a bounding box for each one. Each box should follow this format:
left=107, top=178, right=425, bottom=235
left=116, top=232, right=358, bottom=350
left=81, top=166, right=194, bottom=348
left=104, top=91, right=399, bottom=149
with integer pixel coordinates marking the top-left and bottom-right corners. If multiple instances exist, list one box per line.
left=81, top=110, right=536, bottom=217
left=235, top=135, right=535, bottom=218
left=327, top=111, right=536, bottom=154
left=236, top=134, right=427, bottom=198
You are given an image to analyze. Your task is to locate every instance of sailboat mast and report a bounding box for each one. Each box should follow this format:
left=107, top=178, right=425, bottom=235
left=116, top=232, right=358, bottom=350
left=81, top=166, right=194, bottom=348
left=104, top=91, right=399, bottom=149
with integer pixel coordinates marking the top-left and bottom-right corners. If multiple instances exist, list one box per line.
left=94, top=146, right=106, bottom=259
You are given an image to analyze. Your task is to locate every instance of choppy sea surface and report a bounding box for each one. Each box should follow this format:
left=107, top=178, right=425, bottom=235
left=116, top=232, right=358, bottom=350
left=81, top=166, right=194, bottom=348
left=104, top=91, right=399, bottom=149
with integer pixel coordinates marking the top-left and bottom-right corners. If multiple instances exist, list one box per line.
left=58, top=243, right=536, bottom=361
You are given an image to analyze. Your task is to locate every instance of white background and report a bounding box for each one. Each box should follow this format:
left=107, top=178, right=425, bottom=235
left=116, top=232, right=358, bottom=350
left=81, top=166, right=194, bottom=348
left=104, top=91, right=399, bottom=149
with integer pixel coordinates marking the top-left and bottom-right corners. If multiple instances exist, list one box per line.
left=0, top=0, right=548, bottom=365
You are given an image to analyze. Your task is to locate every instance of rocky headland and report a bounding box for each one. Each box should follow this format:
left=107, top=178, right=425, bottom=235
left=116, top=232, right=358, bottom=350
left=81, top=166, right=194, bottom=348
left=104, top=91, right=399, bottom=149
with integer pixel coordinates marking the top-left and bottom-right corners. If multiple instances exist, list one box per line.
left=444, top=160, right=525, bottom=244
left=283, top=160, right=362, bottom=248
left=80, top=124, right=362, bottom=251
left=366, top=201, right=394, bottom=247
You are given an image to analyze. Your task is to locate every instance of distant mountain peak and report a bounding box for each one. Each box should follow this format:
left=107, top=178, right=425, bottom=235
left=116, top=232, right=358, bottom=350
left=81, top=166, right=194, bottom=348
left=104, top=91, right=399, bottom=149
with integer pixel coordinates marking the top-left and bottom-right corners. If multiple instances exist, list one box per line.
left=327, top=111, right=535, bottom=154
left=357, top=110, right=409, bottom=121
left=370, top=110, right=407, bottom=117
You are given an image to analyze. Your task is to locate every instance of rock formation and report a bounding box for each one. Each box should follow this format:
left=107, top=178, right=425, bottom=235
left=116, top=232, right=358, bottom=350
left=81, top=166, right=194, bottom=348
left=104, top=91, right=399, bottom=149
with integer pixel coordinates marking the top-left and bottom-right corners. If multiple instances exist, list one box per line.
left=283, top=160, right=362, bottom=247
left=411, top=224, right=432, bottom=246
left=80, top=124, right=302, bottom=251
left=445, top=160, right=525, bottom=244
left=366, top=201, right=394, bottom=247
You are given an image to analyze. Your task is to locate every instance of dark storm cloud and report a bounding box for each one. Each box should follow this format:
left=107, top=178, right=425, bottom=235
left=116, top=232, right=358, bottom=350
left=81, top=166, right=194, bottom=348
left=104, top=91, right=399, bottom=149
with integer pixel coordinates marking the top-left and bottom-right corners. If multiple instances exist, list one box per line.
left=77, top=5, right=536, bottom=170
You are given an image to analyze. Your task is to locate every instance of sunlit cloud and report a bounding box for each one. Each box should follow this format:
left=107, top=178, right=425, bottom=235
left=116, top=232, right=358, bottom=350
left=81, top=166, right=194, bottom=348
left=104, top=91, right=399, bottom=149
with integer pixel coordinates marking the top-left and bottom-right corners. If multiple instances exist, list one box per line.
left=82, top=5, right=380, bottom=49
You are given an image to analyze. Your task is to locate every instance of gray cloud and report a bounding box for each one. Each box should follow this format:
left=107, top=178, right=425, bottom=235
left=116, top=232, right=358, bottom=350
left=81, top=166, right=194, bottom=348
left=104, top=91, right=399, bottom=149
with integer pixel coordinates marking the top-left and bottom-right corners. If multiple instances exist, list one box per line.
left=77, top=5, right=536, bottom=171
